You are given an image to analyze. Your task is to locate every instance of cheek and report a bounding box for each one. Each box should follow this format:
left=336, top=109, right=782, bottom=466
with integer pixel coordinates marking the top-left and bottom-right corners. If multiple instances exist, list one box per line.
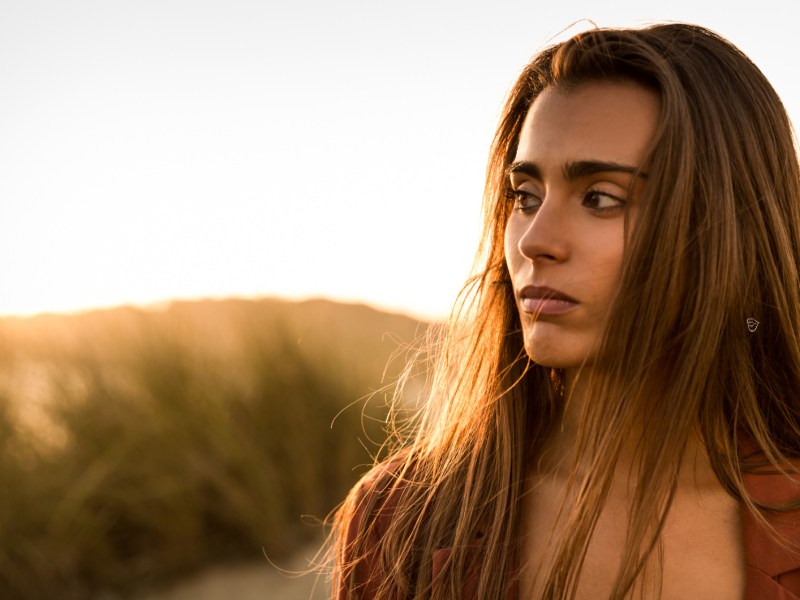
left=581, top=238, right=625, bottom=303
left=503, top=220, right=521, bottom=275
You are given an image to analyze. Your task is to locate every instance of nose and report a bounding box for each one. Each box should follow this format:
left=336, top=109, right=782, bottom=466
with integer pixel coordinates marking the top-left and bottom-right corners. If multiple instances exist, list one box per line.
left=516, top=192, right=570, bottom=263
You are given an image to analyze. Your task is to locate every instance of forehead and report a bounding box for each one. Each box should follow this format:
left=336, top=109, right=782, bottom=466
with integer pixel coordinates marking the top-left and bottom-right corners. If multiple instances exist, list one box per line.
left=513, top=82, right=661, bottom=170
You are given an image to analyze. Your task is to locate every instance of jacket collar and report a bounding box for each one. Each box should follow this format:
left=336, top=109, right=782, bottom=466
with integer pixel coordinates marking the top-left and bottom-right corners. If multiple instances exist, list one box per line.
left=742, top=468, right=800, bottom=598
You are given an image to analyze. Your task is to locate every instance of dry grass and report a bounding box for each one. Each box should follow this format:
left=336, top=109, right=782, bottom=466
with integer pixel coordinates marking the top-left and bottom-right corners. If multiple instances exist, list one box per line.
left=0, top=298, right=426, bottom=599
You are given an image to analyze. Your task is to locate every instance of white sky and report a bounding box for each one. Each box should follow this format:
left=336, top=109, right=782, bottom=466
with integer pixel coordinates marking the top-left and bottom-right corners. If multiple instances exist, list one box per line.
left=1, top=0, right=797, bottom=321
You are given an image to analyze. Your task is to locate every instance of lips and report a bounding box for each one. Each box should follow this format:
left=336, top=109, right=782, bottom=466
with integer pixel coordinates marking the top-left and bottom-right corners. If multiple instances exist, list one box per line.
left=518, top=285, right=579, bottom=316
left=520, top=285, right=578, bottom=303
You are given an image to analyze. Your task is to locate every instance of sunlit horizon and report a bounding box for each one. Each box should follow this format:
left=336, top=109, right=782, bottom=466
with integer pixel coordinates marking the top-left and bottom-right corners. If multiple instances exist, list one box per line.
left=0, top=290, right=447, bottom=323
left=2, top=1, right=797, bottom=324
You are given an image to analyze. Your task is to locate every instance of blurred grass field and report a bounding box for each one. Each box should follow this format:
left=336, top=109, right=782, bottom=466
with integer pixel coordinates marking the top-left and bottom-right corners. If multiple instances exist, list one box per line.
left=0, top=298, right=426, bottom=599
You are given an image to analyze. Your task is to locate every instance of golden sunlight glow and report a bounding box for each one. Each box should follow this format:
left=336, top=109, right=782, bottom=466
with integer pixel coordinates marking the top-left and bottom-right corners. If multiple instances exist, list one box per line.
left=1, top=2, right=796, bottom=321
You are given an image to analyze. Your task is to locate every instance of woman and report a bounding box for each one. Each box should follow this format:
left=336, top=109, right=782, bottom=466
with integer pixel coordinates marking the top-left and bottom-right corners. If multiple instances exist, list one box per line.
left=330, top=23, right=800, bottom=599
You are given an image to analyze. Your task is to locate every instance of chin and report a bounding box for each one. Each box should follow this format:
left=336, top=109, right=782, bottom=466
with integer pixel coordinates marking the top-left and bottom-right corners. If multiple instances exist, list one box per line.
left=523, top=338, right=591, bottom=370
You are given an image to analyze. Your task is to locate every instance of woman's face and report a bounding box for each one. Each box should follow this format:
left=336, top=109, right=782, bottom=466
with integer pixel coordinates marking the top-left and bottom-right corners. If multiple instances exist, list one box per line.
left=504, top=82, right=659, bottom=370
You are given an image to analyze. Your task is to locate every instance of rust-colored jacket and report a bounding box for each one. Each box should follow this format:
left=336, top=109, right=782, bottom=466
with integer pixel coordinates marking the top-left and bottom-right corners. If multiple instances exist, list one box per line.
left=340, top=463, right=800, bottom=599
left=742, top=468, right=800, bottom=598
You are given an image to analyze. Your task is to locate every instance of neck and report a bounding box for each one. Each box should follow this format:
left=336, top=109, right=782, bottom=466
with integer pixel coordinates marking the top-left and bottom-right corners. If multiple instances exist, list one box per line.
left=535, top=367, right=717, bottom=488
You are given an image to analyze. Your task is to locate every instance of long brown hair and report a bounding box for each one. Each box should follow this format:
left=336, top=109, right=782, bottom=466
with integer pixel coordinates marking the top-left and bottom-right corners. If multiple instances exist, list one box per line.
left=330, top=23, right=800, bottom=599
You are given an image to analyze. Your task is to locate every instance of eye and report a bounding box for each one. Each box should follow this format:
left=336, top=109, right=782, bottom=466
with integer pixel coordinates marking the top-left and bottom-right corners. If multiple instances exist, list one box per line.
left=582, top=190, right=625, bottom=212
left=507, top=188, right=541, bottom=212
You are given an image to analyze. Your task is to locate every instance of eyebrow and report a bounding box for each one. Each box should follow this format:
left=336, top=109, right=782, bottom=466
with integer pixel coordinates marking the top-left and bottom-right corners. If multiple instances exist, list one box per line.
left=505, top=160, right=648, bottom=181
